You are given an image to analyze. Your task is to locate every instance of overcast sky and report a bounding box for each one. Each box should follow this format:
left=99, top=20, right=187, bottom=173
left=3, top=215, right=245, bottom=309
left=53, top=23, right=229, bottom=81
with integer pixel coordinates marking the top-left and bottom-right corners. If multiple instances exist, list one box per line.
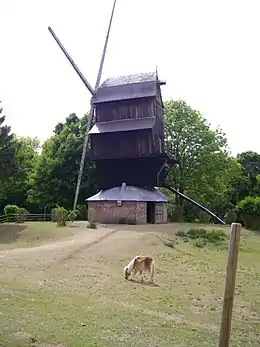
left=1, top=0, right=259, bottom=156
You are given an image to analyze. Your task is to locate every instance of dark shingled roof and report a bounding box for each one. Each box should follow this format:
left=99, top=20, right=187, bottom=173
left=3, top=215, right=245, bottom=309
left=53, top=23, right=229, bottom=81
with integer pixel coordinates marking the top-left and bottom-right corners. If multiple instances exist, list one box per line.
left=101, top=72, right=157, bottom=87
left=93, top=72, right=158, bottom=104
left=86, top=184, right=168, bottom=202
left=89, top=117, right=155, bottom=134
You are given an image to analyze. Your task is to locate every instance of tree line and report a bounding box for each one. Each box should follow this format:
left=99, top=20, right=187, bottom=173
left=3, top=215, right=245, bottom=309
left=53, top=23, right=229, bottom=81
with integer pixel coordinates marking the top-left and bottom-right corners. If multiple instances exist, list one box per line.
left=0, top=100, right=259, bottom=228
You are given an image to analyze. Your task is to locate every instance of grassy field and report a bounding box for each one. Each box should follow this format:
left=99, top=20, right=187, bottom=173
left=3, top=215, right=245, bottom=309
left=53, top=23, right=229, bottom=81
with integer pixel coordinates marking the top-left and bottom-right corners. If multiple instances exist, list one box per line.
left=0, top=221, right=80, bottom=250
left=0, top=221, right=260, bottom=346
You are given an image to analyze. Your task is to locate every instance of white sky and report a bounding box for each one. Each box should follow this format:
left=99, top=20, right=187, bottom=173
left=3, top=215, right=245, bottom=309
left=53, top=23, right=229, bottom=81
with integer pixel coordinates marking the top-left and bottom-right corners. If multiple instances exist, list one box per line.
left=1, top=0, right=259, bottom=156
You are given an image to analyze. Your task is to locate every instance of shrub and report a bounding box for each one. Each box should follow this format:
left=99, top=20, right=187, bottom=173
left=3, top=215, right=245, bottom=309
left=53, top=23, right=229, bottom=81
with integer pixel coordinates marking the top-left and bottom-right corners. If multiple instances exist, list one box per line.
left=118, top=218, right=136, bottom=225
left=76, top=204, right=87, bottom=220
left=224, top=210, right=237, bottom=225
left=87, top=221, right=97, bottom=229
left=15, top=208, right=29, bottom=223
left=197, top=211, right=211, bottom=224
left=126, top=218, right=136, bottom=225
left=68, top=210, right=78, bottom=222
left=163, top=239, right=176, bottom=249
left=176, top=227, right=228, bottom=247
left=168, top=205, right=183, bottom=222
left=52, top=207, right=68, bottom=226
left=167, top=202, right=176, bottom=222
left=4, top=204, right=19, bottom=222
left=176, top=230, right=186, bottom=237
left=193, top=238, right=207, bottom=248
left=237, top=196, right=260, bottom=230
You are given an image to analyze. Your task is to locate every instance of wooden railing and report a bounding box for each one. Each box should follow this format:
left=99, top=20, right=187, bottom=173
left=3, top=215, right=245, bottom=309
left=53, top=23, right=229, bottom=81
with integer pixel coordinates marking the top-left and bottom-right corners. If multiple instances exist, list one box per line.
left=0, top=213, right=52, bottom=223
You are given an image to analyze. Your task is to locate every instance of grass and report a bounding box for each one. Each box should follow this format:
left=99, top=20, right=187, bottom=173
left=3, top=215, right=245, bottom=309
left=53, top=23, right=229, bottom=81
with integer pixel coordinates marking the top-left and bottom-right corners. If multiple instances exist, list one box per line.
left=0, top=222, right=260, bottom=346
left=0, top=221, right=80, bottom=250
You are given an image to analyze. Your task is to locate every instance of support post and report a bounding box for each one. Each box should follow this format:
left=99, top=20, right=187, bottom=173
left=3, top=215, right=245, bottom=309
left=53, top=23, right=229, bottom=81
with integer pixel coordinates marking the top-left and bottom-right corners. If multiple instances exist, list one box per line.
left=218, top=222, right=241, bottom=347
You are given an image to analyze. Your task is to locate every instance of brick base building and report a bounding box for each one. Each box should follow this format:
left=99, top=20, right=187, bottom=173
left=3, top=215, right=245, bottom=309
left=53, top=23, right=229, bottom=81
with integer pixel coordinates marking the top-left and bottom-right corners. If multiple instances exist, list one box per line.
left=86, top=184, right=168, bottom=224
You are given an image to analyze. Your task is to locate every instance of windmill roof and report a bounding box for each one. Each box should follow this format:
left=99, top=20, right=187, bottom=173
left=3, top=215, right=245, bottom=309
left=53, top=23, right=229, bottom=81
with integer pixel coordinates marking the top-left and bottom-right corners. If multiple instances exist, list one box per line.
left=86, top=184, right=168, bottom=202
left=89, top=117, right=155, bottom=134
left=93, top=72, right=158, bottom=104
left=101, top=72, right=157, bottom=87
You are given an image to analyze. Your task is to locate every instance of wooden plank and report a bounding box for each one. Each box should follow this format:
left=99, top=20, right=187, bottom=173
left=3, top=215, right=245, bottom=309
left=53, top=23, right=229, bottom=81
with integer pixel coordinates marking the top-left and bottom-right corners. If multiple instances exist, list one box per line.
left=218, top=222, right=242, bottom=347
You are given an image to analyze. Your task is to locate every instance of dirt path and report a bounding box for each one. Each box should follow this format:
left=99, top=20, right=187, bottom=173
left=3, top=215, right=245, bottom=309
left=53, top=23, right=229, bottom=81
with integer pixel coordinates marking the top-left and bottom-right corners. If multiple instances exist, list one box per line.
left=0, top=226, right=119, bottom=265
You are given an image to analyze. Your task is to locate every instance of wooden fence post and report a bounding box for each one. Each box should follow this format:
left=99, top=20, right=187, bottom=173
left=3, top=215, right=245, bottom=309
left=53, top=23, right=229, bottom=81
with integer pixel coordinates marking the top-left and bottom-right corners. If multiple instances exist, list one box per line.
left=218, top=222, right=241, bottom=347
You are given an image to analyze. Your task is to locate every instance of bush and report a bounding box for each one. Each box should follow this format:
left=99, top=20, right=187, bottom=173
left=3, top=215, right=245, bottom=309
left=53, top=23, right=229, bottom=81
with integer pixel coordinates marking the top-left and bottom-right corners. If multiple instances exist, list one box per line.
left=4, top=204, right=19, bottom=222
left=118, top=218, right=136, bottom=225
left=224, top=210, right=237, bottom=225
left=15, top=208, right=29, bottom=223
left=52, top=207, right=68, bottom=226
left=237, top=196, right=260, bottom=230
left=76, top=204, right=87, bottom=220
left=176, top=227, right=228, bottom=247
left=193, top=238, right=207, bottom=248
left=68, top=210, right=78, bottom=222
left=197, top=211, right=211, bottom=224
left=168, top=205, right=183, bottom=222
left=87, top=221, right=97, bottom=229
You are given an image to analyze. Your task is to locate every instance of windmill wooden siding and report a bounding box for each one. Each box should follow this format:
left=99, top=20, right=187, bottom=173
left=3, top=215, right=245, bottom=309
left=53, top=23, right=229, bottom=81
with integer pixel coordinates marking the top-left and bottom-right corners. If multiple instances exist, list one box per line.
left=91, top=129, right=154, bottom=160
left=90, top=79, right=165, bottom=161
left=95, top=98, right=155, bottom=122
left=88, top=72, right=175, bottom=189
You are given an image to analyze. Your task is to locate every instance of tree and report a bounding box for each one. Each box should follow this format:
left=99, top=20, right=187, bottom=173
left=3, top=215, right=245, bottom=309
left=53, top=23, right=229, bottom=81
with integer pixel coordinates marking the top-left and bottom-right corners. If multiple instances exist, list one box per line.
left=28, top=113, right=97, bottom=209
left=0, top=136, right=40, bottom=208
left=237, top=151, right=260, bottom=179
left=226, top=151, right=260, bottom=207
left=237, top=151, right=260, bottom=195
left=0, top=102, right=17, bottom=182
left=164, top=99, right=238, bottom=220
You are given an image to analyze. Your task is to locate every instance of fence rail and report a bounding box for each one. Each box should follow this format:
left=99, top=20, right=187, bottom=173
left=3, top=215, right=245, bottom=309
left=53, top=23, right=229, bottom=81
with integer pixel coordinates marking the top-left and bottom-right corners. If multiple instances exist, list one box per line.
left=0, top=213, right=52, bottom=223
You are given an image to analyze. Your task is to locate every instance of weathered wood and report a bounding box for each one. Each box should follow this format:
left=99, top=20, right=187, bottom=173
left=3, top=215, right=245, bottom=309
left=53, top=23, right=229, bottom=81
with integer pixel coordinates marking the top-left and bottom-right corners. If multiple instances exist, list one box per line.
left=96, top=98, right=156, bottom=122
left=91, top=130, right=154, bottom=160
left=218, top=223, right=241, bottom=347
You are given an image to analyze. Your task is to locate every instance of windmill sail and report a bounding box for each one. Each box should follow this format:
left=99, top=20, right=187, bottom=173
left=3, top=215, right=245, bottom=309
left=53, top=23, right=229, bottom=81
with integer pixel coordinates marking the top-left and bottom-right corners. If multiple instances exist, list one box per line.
left=73, top=0, right=117, bottom=210
left=48, top=27, right=94, bottom=96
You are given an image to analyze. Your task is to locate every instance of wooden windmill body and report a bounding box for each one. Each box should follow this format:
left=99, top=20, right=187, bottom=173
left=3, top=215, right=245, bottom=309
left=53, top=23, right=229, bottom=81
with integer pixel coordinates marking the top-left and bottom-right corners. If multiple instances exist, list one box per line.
left=86, top=72, right=176, bottom=224
left=89, top=72, right=171, bottom=189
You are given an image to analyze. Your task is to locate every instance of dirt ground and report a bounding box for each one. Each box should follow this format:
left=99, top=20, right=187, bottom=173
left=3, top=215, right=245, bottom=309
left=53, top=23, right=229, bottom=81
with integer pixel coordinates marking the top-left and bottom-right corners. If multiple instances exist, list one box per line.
left=0, top=222, right=260, bottom=346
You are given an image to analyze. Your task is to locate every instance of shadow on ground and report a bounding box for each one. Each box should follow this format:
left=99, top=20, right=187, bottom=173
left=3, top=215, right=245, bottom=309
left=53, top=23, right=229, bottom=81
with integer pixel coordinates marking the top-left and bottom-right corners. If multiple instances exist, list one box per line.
left=0, top=224, right=27, bottom=244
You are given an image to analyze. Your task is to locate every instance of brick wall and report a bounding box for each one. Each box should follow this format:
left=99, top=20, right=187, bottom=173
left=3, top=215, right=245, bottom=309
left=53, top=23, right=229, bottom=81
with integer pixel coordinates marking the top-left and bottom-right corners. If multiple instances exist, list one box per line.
left=88, top=200, right=147, bottom=224
left=136, top=202, right=147, bottom=224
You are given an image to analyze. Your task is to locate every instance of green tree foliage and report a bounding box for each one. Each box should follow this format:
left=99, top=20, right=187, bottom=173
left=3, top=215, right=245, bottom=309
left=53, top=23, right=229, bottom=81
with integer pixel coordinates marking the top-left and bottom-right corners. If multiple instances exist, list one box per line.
left=237, top=196, right=260, bottom=230
left=15, top=207, right=29, bottom=223
left=237, top=151, right=260, bottom=179
left=51, top=206, right=69, bottom=226
left=4, top=204, right=19, bottom=222
left=164, top=99, right=240, bottom=220
left=0, top=103, right=18, bottom=183
left=0, top=137, right=40, bottom=208
left=28, top=113, right=97, bottom=210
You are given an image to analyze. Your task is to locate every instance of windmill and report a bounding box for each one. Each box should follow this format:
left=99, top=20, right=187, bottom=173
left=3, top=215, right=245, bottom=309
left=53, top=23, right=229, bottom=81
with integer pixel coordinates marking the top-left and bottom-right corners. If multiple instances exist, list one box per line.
left=48, top=0, right=225, bottom=225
